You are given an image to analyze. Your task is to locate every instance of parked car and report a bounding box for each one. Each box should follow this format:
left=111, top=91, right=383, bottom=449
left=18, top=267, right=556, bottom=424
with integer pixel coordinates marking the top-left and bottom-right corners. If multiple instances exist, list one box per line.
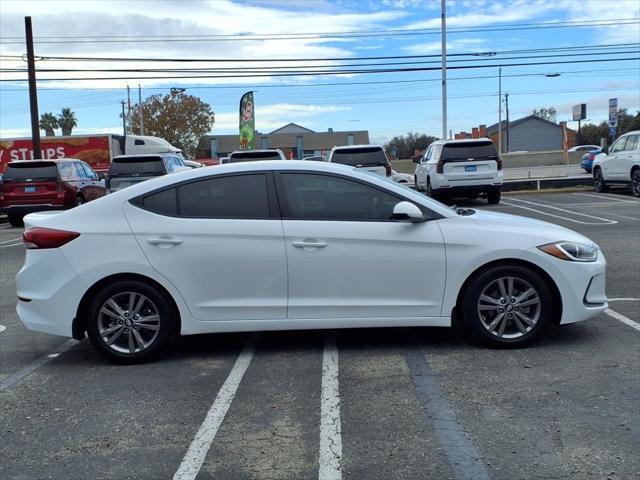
left=391, top=170, right=415, bottom=187
left=17, top=160, right=607, bottom=362
left=228, top=149, right=286, bottom=163
left=592, top=130, right=640, bottom=197
left=219, top=157, right=230, bottom=165
left=580, top=148, right=602, bottom=173
left=414, top=138, right=503, bottom=204
left=106, top=153, right=188, bottom=193
left=0, top=159, right=104, bottom=226
left=183, top=160, right=204, bottom=168
left=303, top=155, right=326, bottom=162
left=568, top=145, right=601, bottom=153
left=327, top=145, right=391, bottom=177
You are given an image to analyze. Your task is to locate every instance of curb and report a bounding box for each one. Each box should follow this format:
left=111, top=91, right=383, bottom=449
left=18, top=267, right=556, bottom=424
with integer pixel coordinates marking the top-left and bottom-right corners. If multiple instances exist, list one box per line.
left=502, top=176, right=593, bottom=192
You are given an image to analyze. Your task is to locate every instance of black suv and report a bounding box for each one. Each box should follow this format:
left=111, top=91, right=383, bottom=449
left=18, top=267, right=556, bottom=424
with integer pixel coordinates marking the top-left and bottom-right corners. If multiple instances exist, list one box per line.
left=106, top=153, right=188, bottom=193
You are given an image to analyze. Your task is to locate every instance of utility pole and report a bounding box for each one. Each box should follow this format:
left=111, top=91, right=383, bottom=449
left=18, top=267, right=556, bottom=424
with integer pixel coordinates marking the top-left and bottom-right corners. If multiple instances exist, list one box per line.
left=138, top=84, right=144, bottom=135
left=120, top=101, right=126, bottom=137
left=505, top=92, right=510, bottom=153
left=25, top=16, right=41, bottom=159
left=498, top=67, right=502, bottom=154
left=440, top=0, right=447, bottom=140
left=126, top=85, right=132, bottom=134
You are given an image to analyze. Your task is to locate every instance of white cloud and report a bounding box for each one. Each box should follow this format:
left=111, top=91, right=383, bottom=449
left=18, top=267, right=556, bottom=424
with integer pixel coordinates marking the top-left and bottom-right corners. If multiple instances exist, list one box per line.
left=403, top=38, right=486, bottom=55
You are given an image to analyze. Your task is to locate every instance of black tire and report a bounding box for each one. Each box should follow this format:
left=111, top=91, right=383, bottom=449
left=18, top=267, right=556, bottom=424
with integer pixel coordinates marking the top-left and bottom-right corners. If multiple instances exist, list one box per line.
left=7, top=214, right=24, bottom=227
left=487, top=191, right=501, bottom=204
left=76, top=196, right=84, bottom=206
left=427, top=178, right=435, bottom=197
left=86, top=280, right=176, bottom=363
left=414, top=175, right=422, bottom=192
left=460, top=265, right=552, bottom=347
left=593, top=167, right=608, bottom=193
left=631, top=169, right=640, bottom=198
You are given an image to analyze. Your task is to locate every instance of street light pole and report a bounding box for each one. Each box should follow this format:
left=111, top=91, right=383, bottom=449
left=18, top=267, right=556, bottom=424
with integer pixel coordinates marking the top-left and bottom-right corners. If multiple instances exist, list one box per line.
left=498, top=67, right=502, bottom=154
left=120, top=101, right=126, bottom=137
left=440, top=0, right=447, bottom=139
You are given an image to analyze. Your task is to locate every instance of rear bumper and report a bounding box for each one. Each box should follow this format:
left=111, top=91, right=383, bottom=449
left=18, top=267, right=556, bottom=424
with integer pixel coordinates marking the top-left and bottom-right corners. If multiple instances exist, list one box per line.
left=3, top=204, right=65, bottom=216
left=433, top=184, right=502, bottom=196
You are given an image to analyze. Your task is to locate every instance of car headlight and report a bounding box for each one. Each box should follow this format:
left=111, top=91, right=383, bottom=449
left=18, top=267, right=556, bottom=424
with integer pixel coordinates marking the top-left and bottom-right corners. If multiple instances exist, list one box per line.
left=538, top=241, right=598, bottom=262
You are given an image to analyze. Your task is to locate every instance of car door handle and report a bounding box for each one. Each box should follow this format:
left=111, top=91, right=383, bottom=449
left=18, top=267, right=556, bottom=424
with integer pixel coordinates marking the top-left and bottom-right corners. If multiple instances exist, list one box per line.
left=147, top=238, right=183, bottom=246
left=292, top=240, right=328, bottom=248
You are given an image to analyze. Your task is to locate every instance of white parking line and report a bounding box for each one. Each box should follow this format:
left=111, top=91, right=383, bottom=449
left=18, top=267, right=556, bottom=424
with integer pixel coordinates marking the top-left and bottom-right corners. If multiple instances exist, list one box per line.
left=319, top=332, right=342, bottom=480
left=173, top=333, right=260, bottom=480
left=0, top=224, right=12, bottom=229
left=0, top=339, right=76, bottom=392
left=604, top=308, right=640, bottom=332
left=573, top=193, right=640, bottom=203
left=0, top=324, right=6, bottom=334
left=0, top=237, right=21, bottom=245
left=0, top=241, right=23, bottom=249
left=609, top=298, right=640, bottom=302
left=502, top=198, right=617, bottom=225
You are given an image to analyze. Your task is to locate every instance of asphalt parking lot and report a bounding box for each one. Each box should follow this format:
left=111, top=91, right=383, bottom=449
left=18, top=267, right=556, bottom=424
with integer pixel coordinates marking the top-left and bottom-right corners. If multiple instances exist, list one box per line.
left=0, top=190, right=638, bottom=480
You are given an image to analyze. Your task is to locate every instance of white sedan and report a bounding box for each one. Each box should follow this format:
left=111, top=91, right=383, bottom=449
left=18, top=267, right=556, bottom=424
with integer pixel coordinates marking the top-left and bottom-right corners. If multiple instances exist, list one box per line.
left=17, top=161, right=607, bottom=362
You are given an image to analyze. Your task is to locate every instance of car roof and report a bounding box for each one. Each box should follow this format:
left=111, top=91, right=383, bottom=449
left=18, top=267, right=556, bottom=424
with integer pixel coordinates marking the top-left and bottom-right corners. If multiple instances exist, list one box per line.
left=430, top=137, right=494, bottom=145
left=330, top=144, right=383, bottom=151
left=6, top=158, right=81, bottom=165
left=113, top=153, right=169, bottom=160
left=229, top=149, right=283, bottom=154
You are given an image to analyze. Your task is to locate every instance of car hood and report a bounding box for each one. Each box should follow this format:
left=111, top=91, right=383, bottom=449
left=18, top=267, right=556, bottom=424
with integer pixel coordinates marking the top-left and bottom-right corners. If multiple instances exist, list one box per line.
left=467, top=209, right=597, bottom=247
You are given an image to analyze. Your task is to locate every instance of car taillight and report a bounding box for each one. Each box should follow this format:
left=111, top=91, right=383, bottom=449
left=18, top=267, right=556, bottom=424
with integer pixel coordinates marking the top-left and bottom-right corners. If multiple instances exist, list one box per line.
left=385, top=162, right=392, bottom=177
left=496, top=157, right=503, bottom=171
left=436, top=159, right=444, bottom=174
left=23, top=228, right=80, bottom=249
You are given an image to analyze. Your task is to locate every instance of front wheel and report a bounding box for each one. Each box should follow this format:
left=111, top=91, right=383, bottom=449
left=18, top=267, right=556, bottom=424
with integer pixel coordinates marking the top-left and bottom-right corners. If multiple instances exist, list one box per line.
left=86, top=280, right=176, bottom=363
left=593, top=168, right=608, bottom=193
left=487, top=191, right=501, bottom=204
left=460, top=265, right=552, bottom=347
left=631, top=169, right=640, bottom=198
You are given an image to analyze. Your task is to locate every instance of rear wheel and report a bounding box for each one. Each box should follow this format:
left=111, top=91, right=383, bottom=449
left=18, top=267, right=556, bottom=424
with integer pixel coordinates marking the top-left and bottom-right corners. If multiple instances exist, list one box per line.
left=460, top=265, right=552, bottom=347
left=76, top=196, right=84, bottom=206
left=631, top=169, right=640, bottom=198
left=86, top=280, right=176, bottom=363
left=594, top=167, right=608, bottom=193
left=487, top=191, right=501, bottom=204
left=414, top=175, right=422, bottom=192
left=7, top=214, right=23, bottom=227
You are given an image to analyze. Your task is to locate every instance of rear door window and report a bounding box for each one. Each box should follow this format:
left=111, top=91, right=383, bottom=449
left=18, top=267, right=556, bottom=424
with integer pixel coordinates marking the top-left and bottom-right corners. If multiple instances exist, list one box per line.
left=73, top=162, right=89, bottom=179
left=331, top=148, right=388, bottom=167
left=3, top=162, right=58, bottom=181
left=441, top=141, right=499, bottom=163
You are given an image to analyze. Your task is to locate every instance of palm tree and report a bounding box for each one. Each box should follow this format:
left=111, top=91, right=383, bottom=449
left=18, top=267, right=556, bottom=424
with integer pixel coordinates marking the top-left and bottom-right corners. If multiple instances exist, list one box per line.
left=39, top=112, right=59, bottom=137
left=58, top=107, right=78, bottom=136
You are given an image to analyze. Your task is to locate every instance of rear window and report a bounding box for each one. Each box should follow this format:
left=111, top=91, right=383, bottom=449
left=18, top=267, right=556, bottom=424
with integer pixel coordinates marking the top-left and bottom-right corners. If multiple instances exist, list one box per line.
left=109, top=156, right=166, bottom=176
left=440, top=141, right=499, bottom=162
left=4, top=162, right=58, bottom=181
left=331, top=147, right=387, bottom=167
left=228, top=151, right=282, bottom=162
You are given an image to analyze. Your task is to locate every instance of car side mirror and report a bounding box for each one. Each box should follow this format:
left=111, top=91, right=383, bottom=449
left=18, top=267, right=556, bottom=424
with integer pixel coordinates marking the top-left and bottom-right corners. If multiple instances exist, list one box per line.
left=391, top=201, right=425, bottom=223
left=412, top=157, right=420, bottom=164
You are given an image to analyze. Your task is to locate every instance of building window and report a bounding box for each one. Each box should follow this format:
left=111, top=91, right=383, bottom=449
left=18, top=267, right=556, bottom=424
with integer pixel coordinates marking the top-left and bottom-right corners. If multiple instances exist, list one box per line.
left=261, top=136, right=269, bottom=149
left=210, top=139, right=219, bottom=157
left=347, top=134, right=354, bottom=145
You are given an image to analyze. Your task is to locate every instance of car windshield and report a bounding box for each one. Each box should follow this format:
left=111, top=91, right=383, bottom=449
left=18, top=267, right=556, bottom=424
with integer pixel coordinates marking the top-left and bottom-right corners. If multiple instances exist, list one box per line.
left=331, top=147, right=387, bottom=167
left=4, top=162, right=58, bottom=181
left=441, top=141, right=499, bottom=162
left=229, top=151, right=282, bottom=162
left=109, top=156, right=165, bottom=176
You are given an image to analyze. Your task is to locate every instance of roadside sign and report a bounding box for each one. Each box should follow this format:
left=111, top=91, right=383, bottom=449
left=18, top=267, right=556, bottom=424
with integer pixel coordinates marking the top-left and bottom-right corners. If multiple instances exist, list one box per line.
left=572, top=104, right=586, bottom=121
left=608, top=98, right=618, bottom=128
left=609, top=126, right=617, bottom=137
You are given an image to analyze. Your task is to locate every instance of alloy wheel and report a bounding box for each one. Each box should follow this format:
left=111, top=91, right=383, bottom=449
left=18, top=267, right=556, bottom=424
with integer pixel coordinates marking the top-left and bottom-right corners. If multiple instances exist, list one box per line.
left=632, top=170, right=640, bottom=197
left=97, top=292, right=161, bottom=354
left=477, top=276, right=541, bottom=339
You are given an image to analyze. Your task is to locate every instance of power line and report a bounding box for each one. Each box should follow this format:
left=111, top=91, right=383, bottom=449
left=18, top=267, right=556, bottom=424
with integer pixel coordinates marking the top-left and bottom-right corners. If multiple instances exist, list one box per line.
left=1, top=56, right=638, bottom=82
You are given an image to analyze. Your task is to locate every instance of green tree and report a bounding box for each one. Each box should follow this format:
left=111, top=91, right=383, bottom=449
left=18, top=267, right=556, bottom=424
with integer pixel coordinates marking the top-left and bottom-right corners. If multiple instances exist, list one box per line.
left=384, top=132, right=438, bottom=159
left=532, top=107, right=557, bottom=122
left=57, top=107, right=78, bottom=135
left=129, top=92, right=215, bottom=157
left=579, top=109, right=640, bottom=145
left=39, top=112, right=59, bottom=136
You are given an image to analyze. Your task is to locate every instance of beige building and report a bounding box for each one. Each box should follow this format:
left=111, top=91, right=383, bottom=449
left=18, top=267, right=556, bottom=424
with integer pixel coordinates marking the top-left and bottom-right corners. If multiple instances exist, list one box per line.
left=197, top=123, right=370, bottom=159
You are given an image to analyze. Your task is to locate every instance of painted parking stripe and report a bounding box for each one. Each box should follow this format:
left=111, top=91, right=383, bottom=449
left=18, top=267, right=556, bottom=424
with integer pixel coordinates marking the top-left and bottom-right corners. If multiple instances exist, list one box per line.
left=505, top=197, right=617, bottom=224
left=0, top=237, right=21, bottom=244
left=501, top=200, right=616, bottom=225
left=173, top=333, right=260, bottom=480
left=405, top=347, right=491, bottom=480
left=609, top=298, right=640, bottom=302
left=319, top=332, right=342, bottom=480
left=573, top=193, right=640, bottom=203
left=604, top=308, right=640, bottom=332
left=0, top=339, right=76, bottom=392
left=0, top=241, right=23, bottom=249
left=0, top=324, right=6, bottom=334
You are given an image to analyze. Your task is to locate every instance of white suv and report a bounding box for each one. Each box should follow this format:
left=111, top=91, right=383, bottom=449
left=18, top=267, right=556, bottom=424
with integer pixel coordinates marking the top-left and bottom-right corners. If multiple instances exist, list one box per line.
left=327, top=145, right=392, bottom=177
left=592, top=130, right=640, bottom=197
left=413, top=138, right=503, bottom=204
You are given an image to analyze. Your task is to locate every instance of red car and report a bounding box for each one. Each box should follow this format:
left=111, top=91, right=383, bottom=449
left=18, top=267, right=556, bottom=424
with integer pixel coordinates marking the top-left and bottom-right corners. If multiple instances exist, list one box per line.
left=0, top=159, right=105, bottom=227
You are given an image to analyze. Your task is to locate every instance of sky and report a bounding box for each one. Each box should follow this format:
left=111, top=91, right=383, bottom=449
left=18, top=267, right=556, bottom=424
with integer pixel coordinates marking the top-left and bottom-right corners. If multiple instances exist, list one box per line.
left=0, top=0, right=639, bottom=148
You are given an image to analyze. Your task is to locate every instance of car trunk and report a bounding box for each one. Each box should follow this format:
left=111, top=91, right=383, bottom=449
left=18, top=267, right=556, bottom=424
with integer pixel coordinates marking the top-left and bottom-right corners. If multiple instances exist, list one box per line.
left=1, top=162, right=63, bottom=207
left=440, top=142, right=500, bottom=181
left=330, top=148, right=390, bottom=177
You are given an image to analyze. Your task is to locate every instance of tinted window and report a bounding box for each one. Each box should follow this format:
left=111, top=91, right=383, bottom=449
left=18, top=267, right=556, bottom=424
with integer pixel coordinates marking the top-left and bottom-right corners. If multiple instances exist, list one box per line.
left=4, top=162, right=58, bottom=181
left=109, top=156, right=165, bottom=175
left=441, top=141, right=499, bottom=162
left=281, top=173, right=399, bottom=221
left=142, top=188, right=178, bottom=216
left=58, top=162, right=77, bottom=179
left=178, top=174, right=269, bottom=218
left=229, top=151, right=282, bottom=162
left=331, top=147, right=387, bottom=167
left=623, top=135, right=639, bottom=151
left=134, top=139, right=145, bottom=145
